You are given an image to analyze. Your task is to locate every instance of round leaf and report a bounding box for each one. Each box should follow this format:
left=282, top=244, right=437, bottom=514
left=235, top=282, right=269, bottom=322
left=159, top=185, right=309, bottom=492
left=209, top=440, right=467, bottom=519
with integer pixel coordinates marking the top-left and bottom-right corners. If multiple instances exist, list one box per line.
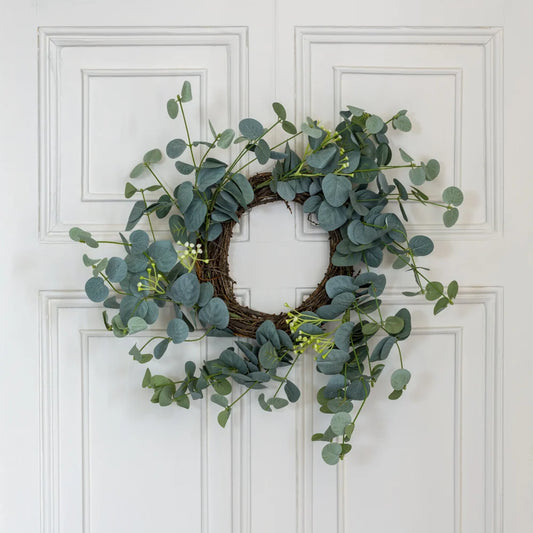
left=442, top=186, right=464, bottom=206
left=322, top=173, right=351, bottom=207
left=171, top=273, right=200, bottom=306
left=391, top=368, right=411, bottom=390
left=167, top=318, right=189, bottom=343
left=409, top=235, right=434, bottom=256
left=239, top=118, right=264, bottom=139
left=198, top=297, right=229, bottom=329
left=85, top=277, right=109, bottom=302
left=321, top=442, right=342, bottom=465
left=365, top=115, right=384, bottom=134
left=143, top=149, right=162, bottom=164
left=127, top=316, right=147, bottom=334
left=105, top=257, right=128, bottom=283
left=166, top=138, right=187, bottom=159
left=443, top=207, right=459, bottom=227
left=330, top=412, right=352, bottom=436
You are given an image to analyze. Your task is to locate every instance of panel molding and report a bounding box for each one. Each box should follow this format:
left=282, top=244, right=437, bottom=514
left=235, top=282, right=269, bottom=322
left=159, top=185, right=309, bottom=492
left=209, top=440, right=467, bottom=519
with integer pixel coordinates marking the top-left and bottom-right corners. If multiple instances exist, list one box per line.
left=295, top=26, right=503, bottom=238
left=38, top=26, right=248, bottom=242
left=294, top=286, right=503, bottom=533
left=40, top=292, right=212, bottom=533
left=80, top=68, right=208, bottom=202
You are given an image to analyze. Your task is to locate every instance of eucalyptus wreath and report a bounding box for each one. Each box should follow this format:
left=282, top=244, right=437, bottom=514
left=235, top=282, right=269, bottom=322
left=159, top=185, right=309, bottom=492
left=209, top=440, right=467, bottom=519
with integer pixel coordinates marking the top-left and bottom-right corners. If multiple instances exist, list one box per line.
left=71, top=81, right=463, bottom=465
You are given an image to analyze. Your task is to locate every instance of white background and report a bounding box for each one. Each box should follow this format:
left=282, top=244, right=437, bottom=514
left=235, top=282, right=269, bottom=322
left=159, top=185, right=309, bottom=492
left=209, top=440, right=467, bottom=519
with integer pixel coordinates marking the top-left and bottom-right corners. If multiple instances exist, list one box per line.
left=1, top=0, right=531, bottom=532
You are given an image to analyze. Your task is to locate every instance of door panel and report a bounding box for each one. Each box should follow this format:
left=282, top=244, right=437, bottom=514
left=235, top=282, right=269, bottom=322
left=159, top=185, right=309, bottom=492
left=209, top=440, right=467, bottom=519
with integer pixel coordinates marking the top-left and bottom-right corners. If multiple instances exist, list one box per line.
left=2, top=1, right=530, bottom=532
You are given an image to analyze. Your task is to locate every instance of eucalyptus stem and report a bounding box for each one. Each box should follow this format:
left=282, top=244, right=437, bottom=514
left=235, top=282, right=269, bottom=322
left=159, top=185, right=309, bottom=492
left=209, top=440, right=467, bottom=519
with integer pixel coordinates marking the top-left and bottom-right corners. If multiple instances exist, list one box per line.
left=228, top=381, right=258, bottom=409
left=177, top=97, right=197, bottom=168
left=141, top=190, right=156, bottom=241
left=145, top=164, right=178, bottom=208
left=272, top=351, right=302, bottom=398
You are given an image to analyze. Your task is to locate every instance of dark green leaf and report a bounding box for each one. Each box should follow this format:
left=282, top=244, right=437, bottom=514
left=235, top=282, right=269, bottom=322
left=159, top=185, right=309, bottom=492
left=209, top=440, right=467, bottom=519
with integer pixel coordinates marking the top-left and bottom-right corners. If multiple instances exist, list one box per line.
left=198, top=298, right=229, bottom=329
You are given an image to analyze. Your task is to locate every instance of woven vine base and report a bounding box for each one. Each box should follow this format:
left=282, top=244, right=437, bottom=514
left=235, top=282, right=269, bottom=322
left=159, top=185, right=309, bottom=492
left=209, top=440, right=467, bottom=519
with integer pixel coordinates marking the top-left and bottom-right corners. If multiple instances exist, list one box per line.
left=197, top=173, right=351, bottom=337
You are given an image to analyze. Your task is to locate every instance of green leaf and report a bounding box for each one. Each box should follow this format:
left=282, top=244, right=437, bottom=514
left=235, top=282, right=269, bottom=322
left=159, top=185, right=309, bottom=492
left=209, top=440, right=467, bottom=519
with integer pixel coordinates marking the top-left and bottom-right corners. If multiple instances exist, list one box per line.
left=170, top=273, right=200, bottom=306
left=276, top=181, right=296, bottom=201
left=388, top=389, right=403, bottom=400
left=330, top=412, right=352, bottom=436
left=231, top=173, right=254, bottom=205
left=258, top=341, right=279, bottom=370
left=255, top=139, right=271, bottom=165
left=166, top=138, right=187, bottom=159
left=347, top=105, right=364, bottom=117
left=154, top=339, right=170, bottom=359
left=159, top=384, right=176, bottom=406
left=258, top=393, right=272, bottom=412
left=213, top=379, right=232, bottom=395
left=130, top=162, right=146, bottom=179
left=384, top=316, right=404, bottom=335
left=409, top=235, right=434, bottom=256
left=399, top=148, right=413, bottom=163
left=167, top=318, right=189, bottom=343
left=425, top=281, right=444, bottom=301
left=198, top=298, right=230, bottom=329
left=197, top=159, right=227, bottom=192
left=142, top=368, right=151, bottom=388
left=167, top=99, right=179, bottom=119
left=391, top=368, right=411, bottom=390
left=175, top=181, right=194, bottom=213
left=127, top=316, right=147, bottom=334
left=443, top=207, right=459, bottom=227
left=447, top=280, right=459, bottom=300
left=322, top=442, right=342, bottom=465
left=239, top=118, right=264, bottom=139
left=184, top=197, right=207, bottom=232
left=366, top=115, right=384, bottom=134
left=301, top=122, right=323, bottom=139
left=125, top=182, right=137, bottom=198
left=409, top=167, right=426, bottom=186
left=322, top=173, right=351, bottom=207
left=346, top=380, right=369, bottom=401
left=284, top=380, right=301, bottom=403
left=362, top=322, right=380, bottom=336
left=217, top=409, right=230, bottom=428
left=211, top=394, right=228, bottom=408
left=442, top=186, right=464, bottom=206
left=393, top=114, right=412, bottom=132
left=147, top=240, right=177, bottom=272
left=175, top=160, right=195, bottom=175
left=272, top=102, right=287, bottom=120
left=85, top=277, right=109, bottom=302
left=317, top=201, right=348, bottom=231
left=143, top=149, right=162, bottom=164
left=218, top=128, right=235, bottom=149
left=370, top=336, right=396, bottom=362
left=181, top=80, right=192, bottom=102
left=105, top=257, right=128, bottom=283
left=306, top=145, right=337, bottom=170
left=433, top=297, right=449, bottom=315
left=282, top=120, right=297, bottom=134
left=424, top=159, right=440, bottom=180
left=125, top=200, right=145, bottom=231
left=268, top=397, right=289, bottom=409
left=175, top=394, right=190, bottom=409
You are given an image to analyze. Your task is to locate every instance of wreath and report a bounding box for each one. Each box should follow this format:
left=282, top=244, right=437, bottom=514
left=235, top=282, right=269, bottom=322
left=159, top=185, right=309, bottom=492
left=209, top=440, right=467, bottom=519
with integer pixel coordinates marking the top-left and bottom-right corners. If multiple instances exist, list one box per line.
left=71, top=81, right=463, bottom=465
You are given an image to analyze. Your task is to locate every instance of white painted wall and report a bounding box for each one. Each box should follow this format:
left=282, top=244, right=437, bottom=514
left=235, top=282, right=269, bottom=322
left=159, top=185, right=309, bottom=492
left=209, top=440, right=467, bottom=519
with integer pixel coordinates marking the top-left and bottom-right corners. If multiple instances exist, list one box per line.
left=1, top=1, right=531, bottom=532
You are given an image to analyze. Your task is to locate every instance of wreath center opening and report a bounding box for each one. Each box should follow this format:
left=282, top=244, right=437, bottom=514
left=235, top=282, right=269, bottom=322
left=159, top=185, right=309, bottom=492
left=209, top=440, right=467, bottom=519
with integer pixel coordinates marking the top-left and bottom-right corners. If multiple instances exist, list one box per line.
left=227, top=201, right=328, bottom=314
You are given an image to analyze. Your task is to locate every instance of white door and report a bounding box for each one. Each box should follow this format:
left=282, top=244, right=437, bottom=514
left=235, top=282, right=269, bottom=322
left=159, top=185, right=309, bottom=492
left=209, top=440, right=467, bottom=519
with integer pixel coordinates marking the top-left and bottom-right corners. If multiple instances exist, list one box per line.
left=1, top=1, right=531, bottom=532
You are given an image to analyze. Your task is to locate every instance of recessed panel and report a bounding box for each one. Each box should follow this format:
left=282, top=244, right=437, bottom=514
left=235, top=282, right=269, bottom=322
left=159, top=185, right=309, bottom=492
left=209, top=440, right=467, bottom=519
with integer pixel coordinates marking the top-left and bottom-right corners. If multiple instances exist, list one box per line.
left=39, top=28, right=247, bottom=241
left=296, top=28, right=503, bottom=237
